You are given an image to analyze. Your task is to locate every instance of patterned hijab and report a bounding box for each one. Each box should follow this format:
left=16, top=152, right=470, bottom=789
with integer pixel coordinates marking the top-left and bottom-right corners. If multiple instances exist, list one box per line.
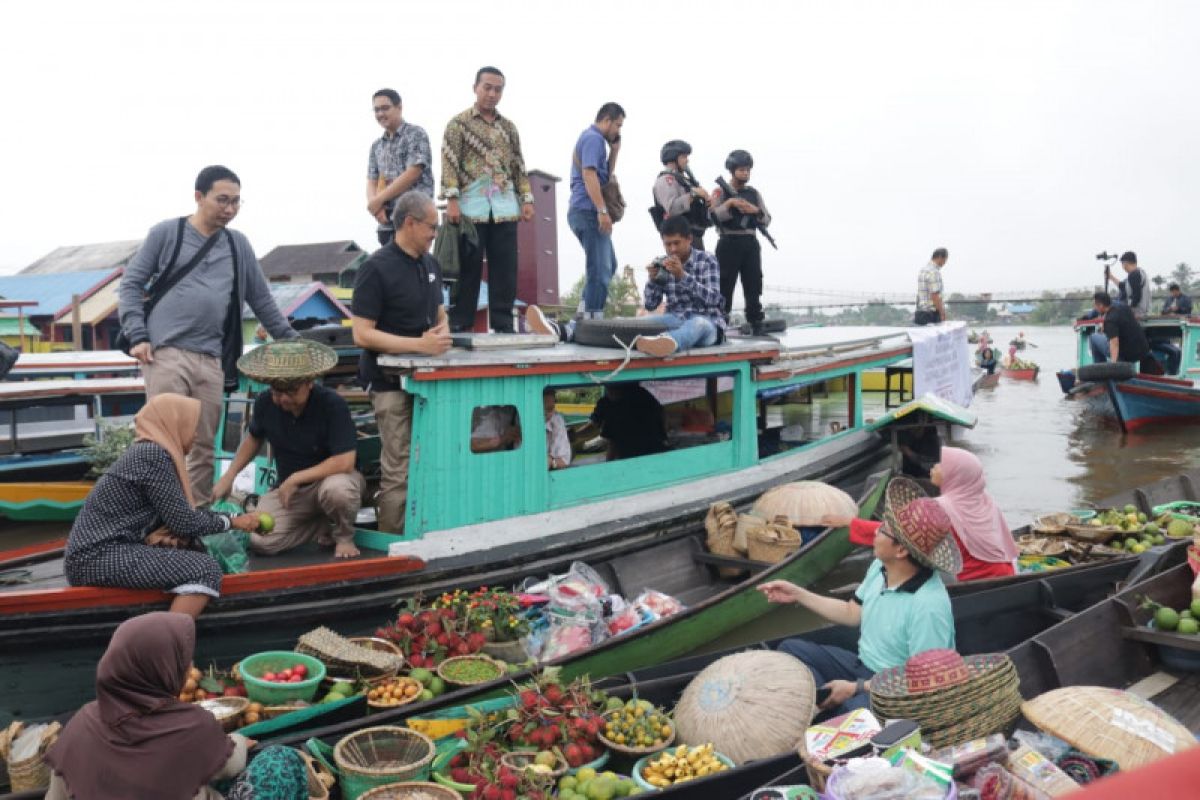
left=135, top=393, right=201, bottom=507
left=934, top=447, right=1019, bottom=563
left=45, top=612, right=233, bottom=800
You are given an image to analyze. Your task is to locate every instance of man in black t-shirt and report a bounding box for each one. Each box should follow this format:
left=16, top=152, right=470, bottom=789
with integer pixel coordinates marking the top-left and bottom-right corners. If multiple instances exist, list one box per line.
left=214, top=341, right=365, bottom=559
left=351, top=191, right=452, bottom=533
left=590, top=383, right=669, bottom=461
left=1091, top=291, right=1152, bottom=369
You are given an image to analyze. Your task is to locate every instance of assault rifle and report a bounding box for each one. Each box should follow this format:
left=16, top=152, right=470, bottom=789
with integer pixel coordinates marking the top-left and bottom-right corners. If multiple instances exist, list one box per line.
left=715, top=176, right=777, bottom=249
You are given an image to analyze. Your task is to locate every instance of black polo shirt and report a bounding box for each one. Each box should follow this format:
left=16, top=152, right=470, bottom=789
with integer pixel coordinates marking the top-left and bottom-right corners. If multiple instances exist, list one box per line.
left=352, top=242, right=443, bottom=390
left=248, top=384, right=356, bottom=486
left=1102, top=303, right=1150, bottom=363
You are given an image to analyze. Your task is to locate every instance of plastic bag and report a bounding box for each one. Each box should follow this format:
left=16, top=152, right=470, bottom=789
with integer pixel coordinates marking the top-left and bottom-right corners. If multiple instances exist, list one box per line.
left=202, top=530, right=251, bottom=574
left=634, top=589, right=684, bottom=620
left=547, top=561, right=609, bottom=614
left=826, top=759, right=947, bottom=800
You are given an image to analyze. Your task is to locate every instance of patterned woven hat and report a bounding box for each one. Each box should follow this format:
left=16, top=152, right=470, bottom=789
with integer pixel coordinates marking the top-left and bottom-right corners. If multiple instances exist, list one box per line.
left=879, top=478, right=962, bottom=575
left=237, top=340, right=338, bottom=383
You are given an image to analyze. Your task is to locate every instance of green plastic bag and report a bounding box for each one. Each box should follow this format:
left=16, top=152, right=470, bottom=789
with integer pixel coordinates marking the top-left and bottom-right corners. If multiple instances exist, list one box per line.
left=202, top=530, right=251, bottom=574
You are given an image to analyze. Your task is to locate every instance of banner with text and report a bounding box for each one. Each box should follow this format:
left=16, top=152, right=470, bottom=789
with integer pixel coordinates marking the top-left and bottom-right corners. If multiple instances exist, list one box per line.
left=910, top=322, right=972, bottom=407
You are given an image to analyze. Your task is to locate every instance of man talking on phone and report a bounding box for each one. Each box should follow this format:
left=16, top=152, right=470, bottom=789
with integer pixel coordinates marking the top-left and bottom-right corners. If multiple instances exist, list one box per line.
left=569, top=103, right=625, bottom=319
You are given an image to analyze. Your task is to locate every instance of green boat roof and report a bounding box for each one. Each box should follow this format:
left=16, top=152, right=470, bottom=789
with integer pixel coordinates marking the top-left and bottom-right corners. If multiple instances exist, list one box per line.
left=868, top=394, right=977, bottom=430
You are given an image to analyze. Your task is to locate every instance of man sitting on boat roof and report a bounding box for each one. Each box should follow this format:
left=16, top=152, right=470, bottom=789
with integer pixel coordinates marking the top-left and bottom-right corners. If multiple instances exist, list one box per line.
left=213, top=341, right=365, bottom=559
left=526, top=215, right=726, bottom=357
left=1088, top=291, right=1163, bottom=375
left=759, top=478, right=956, bottom=719
left=1162, top=282, right=1193, bottom=316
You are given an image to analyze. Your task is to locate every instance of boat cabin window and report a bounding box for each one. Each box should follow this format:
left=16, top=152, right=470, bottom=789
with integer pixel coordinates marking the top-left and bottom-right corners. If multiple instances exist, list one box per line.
left=1144, top=326, right=1183, bottom=375
left=756, top=378, right=851, bottom=459
left=547, top=375, right=734, bottom=468
left=470, top=405, right=522, bottom=454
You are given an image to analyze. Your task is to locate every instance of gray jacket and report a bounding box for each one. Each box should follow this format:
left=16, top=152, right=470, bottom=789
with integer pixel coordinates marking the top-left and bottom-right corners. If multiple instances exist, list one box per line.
left=118, top=217, right=296, bottom=357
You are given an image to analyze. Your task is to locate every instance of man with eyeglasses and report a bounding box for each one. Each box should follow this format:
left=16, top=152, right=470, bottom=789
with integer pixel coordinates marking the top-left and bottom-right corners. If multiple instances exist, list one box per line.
left=352, top=191, right=452, bottom=533
left=214, top=341, right=364, bottom=559
left=367, top=88, right=434, bottom=246
left=118, top=165, right=297, bottom=505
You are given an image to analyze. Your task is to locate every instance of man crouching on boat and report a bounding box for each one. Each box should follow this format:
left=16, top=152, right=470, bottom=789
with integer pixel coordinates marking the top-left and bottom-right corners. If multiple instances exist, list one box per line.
left=758, top=478, right=957, bottom=719
left=213, top=341, right=365, bottom=559
left=526, top=215, right=726, bottom=356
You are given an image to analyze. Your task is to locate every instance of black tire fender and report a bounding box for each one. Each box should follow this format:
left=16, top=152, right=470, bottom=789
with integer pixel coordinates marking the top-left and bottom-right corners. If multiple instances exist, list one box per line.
left=573, top=317, right=673, bottom=348
left=1076, top=362, right=1136, bottom=382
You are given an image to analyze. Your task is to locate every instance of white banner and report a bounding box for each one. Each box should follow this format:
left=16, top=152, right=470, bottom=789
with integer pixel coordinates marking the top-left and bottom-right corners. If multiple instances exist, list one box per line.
left=909, top=322, right=973, bottom=407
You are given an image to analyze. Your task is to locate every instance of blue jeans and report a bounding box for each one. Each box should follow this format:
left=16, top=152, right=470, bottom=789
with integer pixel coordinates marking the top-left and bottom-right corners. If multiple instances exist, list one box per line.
left=1089, top=332, right=1110, bottom=363
left=568, top=209, right=617, bottom=314
left=641, top=313, right=720, bottom=352
left=778, top=638, right=874, bottom=720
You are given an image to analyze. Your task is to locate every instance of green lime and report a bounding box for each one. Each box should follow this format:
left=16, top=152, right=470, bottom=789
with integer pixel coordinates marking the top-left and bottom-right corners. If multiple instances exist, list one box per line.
left=258, top=512, right=275, bottom=533
left=419, top=689, right=434, bottom=701
left=1191, top=599, right=1200, bottom=618
left=427, top=676, right=446, bottom=696
left=408, top=667, right=434, bottom=685
left=1156, top=607, right=1181, bottom=631
left=1179, top=618, right=1199, bottom=635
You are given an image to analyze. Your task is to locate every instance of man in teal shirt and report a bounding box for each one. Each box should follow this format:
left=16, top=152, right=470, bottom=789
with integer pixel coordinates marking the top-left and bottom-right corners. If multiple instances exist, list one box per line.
left=759, top=479, right=958, bottom=719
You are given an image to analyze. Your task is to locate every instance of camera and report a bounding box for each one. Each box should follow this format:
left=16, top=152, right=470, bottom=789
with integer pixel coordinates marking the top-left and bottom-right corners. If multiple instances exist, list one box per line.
left=652, top=256, right=671, bottom=286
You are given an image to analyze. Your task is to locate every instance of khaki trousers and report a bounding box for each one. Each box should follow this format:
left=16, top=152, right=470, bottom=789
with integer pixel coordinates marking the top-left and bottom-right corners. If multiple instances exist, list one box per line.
left=142, top=347, right=224, bottom=505
left=249, top=471, right=365, bottom=554
left=372, top=390, right=413, bottom=533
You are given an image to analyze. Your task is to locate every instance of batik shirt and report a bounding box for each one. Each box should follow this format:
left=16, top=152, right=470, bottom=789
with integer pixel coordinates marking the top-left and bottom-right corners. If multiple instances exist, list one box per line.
left=440, top=107, right=533, bottom=223
left=643, top=248, right=727, bottom=329
left=917, top=262, right=943, bottom=312
left=367, top=123, right=435, bottom=229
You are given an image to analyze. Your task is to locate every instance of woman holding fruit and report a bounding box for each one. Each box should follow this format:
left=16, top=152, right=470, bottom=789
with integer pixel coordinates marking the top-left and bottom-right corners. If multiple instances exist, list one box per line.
left=64, top=394, right=260, bottom=617
left=45, top=612, right=309, bottom=800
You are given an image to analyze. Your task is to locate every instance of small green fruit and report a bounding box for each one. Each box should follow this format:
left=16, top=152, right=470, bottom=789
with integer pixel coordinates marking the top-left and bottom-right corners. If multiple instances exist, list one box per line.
left=258, top=512, right=275, bottom=533
left=1156, top=607, right=1181, bottom=631
left=408, top=667, right=434, bottom=686
left=427, top=676, right=446, bottom=696
left=1179, top=618, right=1199, bottom=635
left=1191, top=599, right=1200, bottom=618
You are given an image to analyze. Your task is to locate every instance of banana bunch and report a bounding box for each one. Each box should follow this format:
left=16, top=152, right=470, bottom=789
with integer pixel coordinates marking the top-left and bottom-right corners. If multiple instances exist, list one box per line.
left=640, top=743, right=728, bottom=787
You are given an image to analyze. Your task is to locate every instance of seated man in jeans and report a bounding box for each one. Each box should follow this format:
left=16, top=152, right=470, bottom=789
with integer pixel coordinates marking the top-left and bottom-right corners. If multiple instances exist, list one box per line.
left=758, top=478, right=957, bottom=720
left=527, top=216, right=725, bottom=357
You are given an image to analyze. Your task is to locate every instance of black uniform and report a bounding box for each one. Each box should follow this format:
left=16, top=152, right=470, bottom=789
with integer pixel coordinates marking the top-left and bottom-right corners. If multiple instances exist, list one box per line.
left=712, top=182, right=772, bottom=327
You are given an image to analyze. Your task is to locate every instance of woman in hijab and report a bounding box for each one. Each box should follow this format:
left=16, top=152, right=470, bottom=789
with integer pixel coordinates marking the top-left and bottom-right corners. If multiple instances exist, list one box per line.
left=931, top=446, right=1018, bottom=581
left=45, top=612, right=308, bottom=800
left=65, top=394, right=259, bottom=616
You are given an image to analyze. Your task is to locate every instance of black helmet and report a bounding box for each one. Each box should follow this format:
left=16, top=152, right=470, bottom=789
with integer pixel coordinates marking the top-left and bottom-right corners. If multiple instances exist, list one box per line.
left=725, top=150, right=754, bottom=171
left=660, top=139, right=692, bottom=164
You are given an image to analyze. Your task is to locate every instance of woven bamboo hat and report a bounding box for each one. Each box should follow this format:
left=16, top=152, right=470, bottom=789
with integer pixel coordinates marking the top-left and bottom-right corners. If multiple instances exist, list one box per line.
left=1022, top=687, right=1198, bottom=771
left=879, top=478, right=962, bottom=575
left=237, top=340, right=338, bottom=383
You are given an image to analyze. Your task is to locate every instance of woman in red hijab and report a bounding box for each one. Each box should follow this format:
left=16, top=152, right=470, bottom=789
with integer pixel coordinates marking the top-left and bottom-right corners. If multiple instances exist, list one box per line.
left=931, top=446, right=1017, bottom=580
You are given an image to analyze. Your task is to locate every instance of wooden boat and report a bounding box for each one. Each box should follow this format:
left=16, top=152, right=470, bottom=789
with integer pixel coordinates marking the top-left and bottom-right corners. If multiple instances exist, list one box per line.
left=0, top=482, right=93, bottom=522
left=1003, top=365, right=1039, bottom=381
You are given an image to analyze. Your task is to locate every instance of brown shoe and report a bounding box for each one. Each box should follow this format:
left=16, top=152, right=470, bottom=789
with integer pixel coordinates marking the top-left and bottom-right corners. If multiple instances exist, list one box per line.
left=635, top=334, right=678, bottom=357
left=526, top=305, right=561, bottom=339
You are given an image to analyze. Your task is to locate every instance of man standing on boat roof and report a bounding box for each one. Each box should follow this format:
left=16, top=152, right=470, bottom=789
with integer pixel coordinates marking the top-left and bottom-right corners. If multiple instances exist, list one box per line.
left=569, top=102, right=626, bottom=319
left=711, top=149, right=772, bottom=335
left=1106, top=251, right=1151, bottom=320
left=366, top=88, right=435, bottom=246
left=759, top=478, right=956, bottom=719
left=213, top=340, right=365, bottom=559
left=352, top=191, right=452, bottom=533
left=651, top=140, right=713, bottom=251
left=440, top=65, right=535, bottom=333
left=118, top=165, right=298, bottom=505
left=914, top=247, right=948, bottom=325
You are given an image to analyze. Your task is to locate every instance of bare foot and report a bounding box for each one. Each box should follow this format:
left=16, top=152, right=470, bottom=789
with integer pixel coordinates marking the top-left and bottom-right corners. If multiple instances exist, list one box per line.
left=334, top=541, right=361, bottom=559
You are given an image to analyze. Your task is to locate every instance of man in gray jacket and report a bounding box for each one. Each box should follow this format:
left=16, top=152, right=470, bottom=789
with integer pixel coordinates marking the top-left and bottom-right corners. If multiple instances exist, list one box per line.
left=118, top=165, right=297, bottom=504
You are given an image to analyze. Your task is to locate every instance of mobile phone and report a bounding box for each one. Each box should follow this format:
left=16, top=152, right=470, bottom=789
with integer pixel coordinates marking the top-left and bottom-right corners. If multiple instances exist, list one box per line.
left=815, top=685, right=832, bottom=705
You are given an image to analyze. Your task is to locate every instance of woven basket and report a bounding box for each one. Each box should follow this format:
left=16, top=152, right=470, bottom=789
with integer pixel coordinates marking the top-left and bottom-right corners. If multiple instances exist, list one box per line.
left=358, top=782, right=459, bottom=800
left=747, top=518, right=802, bottom=564
left=237, top=339, right=338, bottom=382
left=732, top=512, right=764, bottom=554
left=499, top=750, right=568, bottom=779
left=197, top=696, right=250, bottom=732
left=300, top=751, right=335, bottom=800
left=1021, top=687, right=1198, bottom=771
left=705, top=501, right=742, bottom=577
left=871, top=653, right=1015, bottom=702
left=297, top=628, right=404, bottom=682
left=334, top=727, right=436, bottom=799
left=1017, top=534, right=1071, bottom=557
left=597, top=710, right=676, bottom=755
left=480, top=638, right=527, bottom=664
left=797, top=741, right=834, bottom=792
left=0, top=721, right=61, bottom=792
left=366, top=677, right=424, bottom=710
left=436, top=655, right=505, bottom=687
left=1033, top=512, right=1078, bottom=535
left=1064, top=524, right=1123, bottom=544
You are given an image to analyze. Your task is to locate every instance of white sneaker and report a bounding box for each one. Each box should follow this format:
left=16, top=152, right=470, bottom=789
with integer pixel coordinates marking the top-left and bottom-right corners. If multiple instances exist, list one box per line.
left=526, top=306, right=561, bottom=339
left=635, top=334, right=678, bottom=357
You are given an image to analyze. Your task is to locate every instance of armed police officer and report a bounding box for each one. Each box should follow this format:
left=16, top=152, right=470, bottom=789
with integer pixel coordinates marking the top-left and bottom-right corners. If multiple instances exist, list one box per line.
left=711, top=150, right=772, bottom=335
left=651, top=140, right=712, bottom=250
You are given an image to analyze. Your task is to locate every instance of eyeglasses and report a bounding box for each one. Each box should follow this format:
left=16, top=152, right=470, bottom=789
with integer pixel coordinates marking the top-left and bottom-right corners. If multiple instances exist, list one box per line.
left=413, top=217, right=440, bottom=233
left=212, top=195, right=242, bottom=209
left=373, top=105, right=395, bottom=114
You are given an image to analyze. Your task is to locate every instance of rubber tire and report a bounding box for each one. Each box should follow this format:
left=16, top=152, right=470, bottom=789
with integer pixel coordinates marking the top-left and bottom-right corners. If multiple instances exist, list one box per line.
left=1077, top=362, right=1136, bottom=382
left=573, top=317, right=672, bottom=348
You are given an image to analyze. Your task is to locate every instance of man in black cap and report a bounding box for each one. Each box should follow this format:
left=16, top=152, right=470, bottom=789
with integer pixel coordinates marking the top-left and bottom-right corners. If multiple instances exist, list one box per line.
left=712, top=150, right=772, bottom=334
left=651, top=140, right=712, bottom=250
left=1162, top=282, right=1193, bottom=316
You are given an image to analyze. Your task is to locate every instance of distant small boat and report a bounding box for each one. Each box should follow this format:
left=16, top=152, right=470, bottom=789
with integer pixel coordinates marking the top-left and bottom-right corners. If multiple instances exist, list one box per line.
left=1004, top=365, right=1040, bottom=381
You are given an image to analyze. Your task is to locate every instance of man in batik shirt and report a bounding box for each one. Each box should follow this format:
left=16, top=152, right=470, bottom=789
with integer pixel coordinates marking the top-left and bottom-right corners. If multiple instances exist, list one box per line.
left=367, top=88, right=434, bottom=246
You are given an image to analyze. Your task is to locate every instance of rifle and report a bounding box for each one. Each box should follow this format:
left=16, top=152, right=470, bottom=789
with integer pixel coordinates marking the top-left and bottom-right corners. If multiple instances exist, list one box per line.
left=715, top=176, right=777, bottom=249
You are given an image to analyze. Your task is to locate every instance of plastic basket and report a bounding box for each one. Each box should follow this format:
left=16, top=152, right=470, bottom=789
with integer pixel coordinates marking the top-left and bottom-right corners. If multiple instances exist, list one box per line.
left=632, top=751, right=734, bottom=791
left=240, top=651, right=326, bottom=704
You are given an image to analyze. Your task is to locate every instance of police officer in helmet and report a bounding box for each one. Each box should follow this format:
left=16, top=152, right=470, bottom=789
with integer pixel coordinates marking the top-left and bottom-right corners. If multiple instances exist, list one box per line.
left=651, top=139, right=713, bottom=250
left=712, top=149, right=772, bottom=335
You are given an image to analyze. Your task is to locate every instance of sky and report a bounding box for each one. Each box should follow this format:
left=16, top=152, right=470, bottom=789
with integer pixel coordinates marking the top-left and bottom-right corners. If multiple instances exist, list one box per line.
left=2, top=0, right=1198, bottom=306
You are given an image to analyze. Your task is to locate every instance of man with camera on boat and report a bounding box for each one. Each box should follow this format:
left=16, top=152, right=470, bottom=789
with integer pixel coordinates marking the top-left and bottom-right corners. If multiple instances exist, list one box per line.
left=213, top=341, right=365, bottom=559
left=526, top=216, right=725, bottom=358
left=759, top=479, right=956, bottom=719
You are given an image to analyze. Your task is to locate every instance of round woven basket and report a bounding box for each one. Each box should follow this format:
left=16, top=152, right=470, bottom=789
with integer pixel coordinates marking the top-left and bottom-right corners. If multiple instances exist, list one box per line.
left=320, top=637, right=404, bottom=685
left=1064, top=523, right=1123, bottom=544
left=358, top=782, right=460, bottom=800
left=597, top=710, right=676, bottom=755
left=499, top=749, right=568, bottom=780
left=0, top=721, right=61, bottom=792
left=334, top=727, right=436, bottom=795
left=196, top=696, right=250, bottom=732
left=436, top=655, right=505, bottom=687
left=1033, top=512, right=1078, bottom=535
left=366, top=677, right=424, bottom=710
left=480, top=638, right=527, bottom=664
left=1021, top=686, right=1198, bottom=771
left=750, top=481, right=857, bottom=527
left=746, top=518, right=802, bottom=564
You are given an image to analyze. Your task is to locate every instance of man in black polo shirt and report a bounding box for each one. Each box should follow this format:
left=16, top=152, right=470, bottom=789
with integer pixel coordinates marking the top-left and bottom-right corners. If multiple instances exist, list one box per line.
left=352, top=191, right=452, bottom=533
left=213, top=341, right=365, bottom=559
left=1090, top=291, right=1157, bottom=372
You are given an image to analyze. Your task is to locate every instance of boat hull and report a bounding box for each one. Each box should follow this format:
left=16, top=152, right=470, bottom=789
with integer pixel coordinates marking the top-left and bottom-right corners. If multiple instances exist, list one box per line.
left=0, top=482, right=92, bottom=522
left=1003, top=367, right=1039, bottom=380
left=1109, top=378, right=1200, bottom=431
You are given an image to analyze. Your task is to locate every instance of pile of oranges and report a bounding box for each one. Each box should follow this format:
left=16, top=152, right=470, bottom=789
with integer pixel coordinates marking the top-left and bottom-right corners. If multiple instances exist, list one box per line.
left=367, top=677, right=423, bottom=707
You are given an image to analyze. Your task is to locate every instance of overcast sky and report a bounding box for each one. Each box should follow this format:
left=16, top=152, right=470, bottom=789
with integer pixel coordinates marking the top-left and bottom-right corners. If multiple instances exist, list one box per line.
left=2, top=0, right=1198, bottom=304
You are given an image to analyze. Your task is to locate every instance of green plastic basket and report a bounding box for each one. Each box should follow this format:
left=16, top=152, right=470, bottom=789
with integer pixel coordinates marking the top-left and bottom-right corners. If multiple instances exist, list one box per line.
left=632, top=751, right=734, bottom=792
left=239, top=651, right=326, bottom=704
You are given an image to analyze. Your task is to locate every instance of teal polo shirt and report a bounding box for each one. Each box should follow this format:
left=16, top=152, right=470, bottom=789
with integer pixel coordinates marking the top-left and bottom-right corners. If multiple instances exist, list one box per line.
left=853, top=559, right=955, bottom=673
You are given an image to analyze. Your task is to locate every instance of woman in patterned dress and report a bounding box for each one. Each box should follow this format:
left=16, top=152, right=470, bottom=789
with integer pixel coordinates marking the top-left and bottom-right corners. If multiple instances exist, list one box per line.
left=65, top=393, right=259, bottom=616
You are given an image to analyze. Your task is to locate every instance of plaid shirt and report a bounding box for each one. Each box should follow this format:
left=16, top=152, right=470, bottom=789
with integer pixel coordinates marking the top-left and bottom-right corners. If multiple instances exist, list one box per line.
left=917, top=262, right=943, bottom=312
left=643, top=248, right=726, bottom=329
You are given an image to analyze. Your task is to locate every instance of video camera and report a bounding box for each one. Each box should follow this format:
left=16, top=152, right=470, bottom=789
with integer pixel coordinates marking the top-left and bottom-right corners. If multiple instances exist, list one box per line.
left=651, top=256, right=671, bottom=286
